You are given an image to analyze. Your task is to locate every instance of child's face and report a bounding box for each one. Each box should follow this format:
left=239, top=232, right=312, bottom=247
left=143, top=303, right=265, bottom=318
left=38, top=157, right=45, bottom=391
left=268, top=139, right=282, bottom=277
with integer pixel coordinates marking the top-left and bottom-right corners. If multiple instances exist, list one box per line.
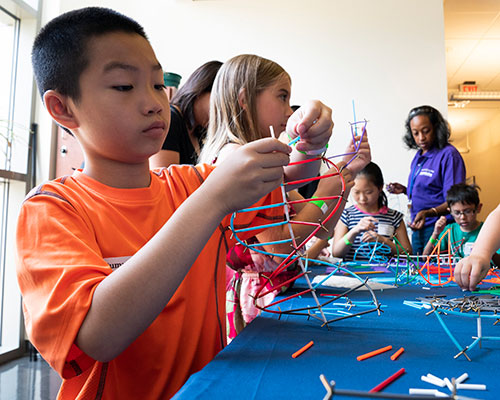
left=410, top=115, right=435, bottom=154
left=193, top=92, right=211, bottom=128
left=67, top=32, right=170, bottom=165
left=352, top=176, right=381, bottom=210
left=449, top=201, right=480, bottom=232
left=255, top=74, right=293, bottom=138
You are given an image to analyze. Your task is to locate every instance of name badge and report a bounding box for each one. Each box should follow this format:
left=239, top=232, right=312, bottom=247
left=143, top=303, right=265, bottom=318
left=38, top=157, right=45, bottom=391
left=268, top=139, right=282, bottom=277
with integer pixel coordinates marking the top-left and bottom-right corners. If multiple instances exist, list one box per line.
left=378, top=223, right=394, bottom=237
left=463, top=242, right=474, bottom=257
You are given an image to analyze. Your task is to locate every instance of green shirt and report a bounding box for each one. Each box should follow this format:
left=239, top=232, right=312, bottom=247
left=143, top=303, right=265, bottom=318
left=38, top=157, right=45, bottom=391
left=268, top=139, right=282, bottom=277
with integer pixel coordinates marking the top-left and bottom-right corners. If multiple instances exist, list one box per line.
left=438, top=222, right=483, bottom=258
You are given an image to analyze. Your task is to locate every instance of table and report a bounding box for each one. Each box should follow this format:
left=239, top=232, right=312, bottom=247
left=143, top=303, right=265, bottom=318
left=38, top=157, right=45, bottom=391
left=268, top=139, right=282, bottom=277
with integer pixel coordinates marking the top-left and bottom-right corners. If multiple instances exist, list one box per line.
left=174, top=265, right=500, bottom=400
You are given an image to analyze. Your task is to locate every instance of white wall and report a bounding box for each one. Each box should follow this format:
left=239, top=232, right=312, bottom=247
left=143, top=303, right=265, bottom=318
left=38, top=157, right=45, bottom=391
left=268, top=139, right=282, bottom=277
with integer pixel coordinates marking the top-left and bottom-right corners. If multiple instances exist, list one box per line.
left=458, top=110, right=500, bottom=217
left=38, top=0, right=448, bottom=210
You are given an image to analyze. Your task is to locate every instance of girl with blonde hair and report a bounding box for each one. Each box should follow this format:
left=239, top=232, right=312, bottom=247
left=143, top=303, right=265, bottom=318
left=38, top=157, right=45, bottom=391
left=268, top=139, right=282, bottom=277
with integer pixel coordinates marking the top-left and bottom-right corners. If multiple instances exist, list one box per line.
left=200, top=54, right=370, bottom=339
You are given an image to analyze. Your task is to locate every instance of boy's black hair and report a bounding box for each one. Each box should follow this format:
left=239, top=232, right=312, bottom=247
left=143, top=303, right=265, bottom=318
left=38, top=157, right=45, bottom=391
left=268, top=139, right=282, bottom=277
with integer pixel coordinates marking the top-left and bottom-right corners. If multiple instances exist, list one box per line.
left=403, top=105, right=451, bottom=150
left=171, top=60, right=222, bottom=136
left=32, top=7, right=147, bottom=103
left=357, top=161, right=388, bottom=209
left=446, top=183, right=481, bottom=207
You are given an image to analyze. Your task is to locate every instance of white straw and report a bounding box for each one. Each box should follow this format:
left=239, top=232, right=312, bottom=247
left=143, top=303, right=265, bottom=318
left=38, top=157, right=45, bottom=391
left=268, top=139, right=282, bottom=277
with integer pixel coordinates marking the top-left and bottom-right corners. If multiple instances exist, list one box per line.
left=409, top=388, right=447, bottom=397
left=426, top=373, right=446, bottom=387
left=455, top=373, right=468, bottom=384
left=456, top=383, right=486, bottom=390
left=443, top=377, right=454, bottom=392
left=421, top=375, right=445, bottom=387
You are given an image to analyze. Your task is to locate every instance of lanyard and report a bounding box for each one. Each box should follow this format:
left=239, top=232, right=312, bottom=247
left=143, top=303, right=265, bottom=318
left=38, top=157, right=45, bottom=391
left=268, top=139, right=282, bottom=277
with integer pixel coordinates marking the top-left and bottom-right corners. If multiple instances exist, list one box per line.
left=407, top=155, right=428, bottom=200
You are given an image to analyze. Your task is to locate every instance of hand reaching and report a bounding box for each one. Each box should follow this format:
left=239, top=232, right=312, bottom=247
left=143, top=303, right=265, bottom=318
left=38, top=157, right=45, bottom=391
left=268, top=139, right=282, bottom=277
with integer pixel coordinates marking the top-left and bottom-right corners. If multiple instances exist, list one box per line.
left=454, top=254, right=491, bottom=291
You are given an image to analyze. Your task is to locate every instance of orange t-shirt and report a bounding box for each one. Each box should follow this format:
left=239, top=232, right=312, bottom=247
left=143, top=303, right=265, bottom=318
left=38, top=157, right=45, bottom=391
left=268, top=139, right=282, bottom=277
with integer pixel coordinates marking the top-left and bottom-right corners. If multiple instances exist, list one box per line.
left=16, top=165, right=282, bottom=399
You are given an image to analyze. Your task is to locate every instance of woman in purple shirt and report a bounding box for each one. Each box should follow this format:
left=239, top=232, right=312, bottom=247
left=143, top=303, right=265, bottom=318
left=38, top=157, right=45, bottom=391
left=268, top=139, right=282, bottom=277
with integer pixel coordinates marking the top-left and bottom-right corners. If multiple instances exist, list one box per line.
left=387, top=105, right=466, bottom=255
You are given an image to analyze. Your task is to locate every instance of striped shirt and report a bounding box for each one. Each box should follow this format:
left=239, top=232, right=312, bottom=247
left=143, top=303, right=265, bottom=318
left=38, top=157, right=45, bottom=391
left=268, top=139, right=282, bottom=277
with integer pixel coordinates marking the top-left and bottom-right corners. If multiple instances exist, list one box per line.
left=340, top=205, right=404, bottom=261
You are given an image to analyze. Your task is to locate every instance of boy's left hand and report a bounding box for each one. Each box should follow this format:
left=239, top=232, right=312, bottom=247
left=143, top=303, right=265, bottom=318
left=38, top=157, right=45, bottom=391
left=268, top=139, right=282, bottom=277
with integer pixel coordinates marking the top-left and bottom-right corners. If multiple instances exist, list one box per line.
left=286, top=100, right=333, bottom=153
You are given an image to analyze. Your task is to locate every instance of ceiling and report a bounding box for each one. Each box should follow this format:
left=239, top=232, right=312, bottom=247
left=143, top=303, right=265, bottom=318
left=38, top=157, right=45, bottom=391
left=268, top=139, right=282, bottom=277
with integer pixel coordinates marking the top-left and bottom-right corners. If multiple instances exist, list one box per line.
left=444, top=0, right=500, bottom=140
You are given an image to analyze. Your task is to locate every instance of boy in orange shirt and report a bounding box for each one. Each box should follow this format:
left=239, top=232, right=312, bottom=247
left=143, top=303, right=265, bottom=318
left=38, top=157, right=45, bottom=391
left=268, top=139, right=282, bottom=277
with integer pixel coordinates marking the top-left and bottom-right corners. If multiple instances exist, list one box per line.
left=16, top=7, right=334, bottom=399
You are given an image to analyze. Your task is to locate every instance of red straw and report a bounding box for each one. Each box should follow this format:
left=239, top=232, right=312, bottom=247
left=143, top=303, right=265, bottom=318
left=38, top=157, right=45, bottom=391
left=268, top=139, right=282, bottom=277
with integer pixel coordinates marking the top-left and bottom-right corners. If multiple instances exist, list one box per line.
left=357, top=345, right=392, bottom=361
left=292, top=341, right=314, bottom=358
left=369, top=368, right=405, bottom=392
left=390, top=347, right=405, bottom=361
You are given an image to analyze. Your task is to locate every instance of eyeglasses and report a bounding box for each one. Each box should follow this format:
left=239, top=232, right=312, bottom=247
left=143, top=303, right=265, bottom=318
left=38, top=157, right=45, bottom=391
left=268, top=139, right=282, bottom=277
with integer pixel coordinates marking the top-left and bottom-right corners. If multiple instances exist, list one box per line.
left=450, top=208, right=476, bottom=217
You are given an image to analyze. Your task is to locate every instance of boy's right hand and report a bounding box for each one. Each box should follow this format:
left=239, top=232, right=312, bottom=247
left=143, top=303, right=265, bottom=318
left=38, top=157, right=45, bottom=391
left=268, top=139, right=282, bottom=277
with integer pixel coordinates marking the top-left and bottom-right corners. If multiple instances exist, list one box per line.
left=432, top=216, right=447, bottom=237
left=205, top=138, right=291, bottom=215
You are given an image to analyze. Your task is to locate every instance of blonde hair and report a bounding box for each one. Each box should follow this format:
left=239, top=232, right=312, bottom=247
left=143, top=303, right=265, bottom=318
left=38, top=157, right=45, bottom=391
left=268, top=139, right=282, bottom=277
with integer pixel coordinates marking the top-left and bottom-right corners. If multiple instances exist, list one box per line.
left=198, top=54, right=290, bottom=164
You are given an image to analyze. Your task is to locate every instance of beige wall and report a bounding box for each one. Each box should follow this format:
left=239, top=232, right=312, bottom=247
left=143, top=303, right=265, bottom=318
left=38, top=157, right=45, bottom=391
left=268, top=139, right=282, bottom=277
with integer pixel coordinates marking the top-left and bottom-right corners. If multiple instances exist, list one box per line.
left=37, top=0, right=449, bottom=210
left=458, top=110, right=500, bottom=218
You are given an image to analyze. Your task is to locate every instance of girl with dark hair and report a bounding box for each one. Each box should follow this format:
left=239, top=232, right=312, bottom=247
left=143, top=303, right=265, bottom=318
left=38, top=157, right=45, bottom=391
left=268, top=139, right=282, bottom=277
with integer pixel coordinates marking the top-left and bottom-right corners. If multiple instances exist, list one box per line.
left=387, top=105, right=466, bottom=254
left=333, top=162, right=412, bottom=260
left=150, top=60, right=222, bottom=167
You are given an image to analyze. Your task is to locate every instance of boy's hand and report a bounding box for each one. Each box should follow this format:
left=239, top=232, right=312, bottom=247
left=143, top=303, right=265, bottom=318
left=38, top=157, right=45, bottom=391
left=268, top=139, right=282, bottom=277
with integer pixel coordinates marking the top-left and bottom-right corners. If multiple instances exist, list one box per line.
left=454, top=254, right=491, bottom=291
left=342, top=131, right=371, bottom=174
left=432, top=216, right=447, bottom=237
left=205, top=138, right=291, bottom=215
left=286, top=100, right=333, bottom=153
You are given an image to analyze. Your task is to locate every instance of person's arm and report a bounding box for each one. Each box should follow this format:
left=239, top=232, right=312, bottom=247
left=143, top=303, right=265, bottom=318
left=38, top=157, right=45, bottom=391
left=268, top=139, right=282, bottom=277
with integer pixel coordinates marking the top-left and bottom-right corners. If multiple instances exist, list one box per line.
left=455, top=204, right=500, bottom=291
left=410, top=201, right=447, bottom=230
left=332, top=222, right=350, bottom=258
left=393, top=220, right=412, bottom=255
left=149, top=149, right=180, bottom=168
left=332, top=216, right=377, bottom=258
left=311, top=163, right=354, bottom=240
left=423, top=216, right=447, bottom=255
left=306, top=237, right=331, bottom=260
left=76, top=138, right=291, bottom=361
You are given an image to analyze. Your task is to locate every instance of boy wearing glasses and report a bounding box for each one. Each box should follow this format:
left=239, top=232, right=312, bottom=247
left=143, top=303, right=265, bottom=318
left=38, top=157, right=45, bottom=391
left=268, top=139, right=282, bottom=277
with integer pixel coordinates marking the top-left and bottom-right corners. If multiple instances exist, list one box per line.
left=423, top=183, right=488, bottom=257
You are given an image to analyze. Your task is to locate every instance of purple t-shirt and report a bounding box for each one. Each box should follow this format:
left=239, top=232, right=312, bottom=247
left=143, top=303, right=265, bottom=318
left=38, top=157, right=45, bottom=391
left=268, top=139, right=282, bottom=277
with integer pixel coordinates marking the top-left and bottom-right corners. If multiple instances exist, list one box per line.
left=407, top=144, right=466, bottom=227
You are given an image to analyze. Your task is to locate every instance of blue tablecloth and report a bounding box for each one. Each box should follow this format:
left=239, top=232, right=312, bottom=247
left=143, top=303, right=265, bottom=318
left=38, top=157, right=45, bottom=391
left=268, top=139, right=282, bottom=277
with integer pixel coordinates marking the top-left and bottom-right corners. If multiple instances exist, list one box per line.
left=174, top=267, right=499, bottom=400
